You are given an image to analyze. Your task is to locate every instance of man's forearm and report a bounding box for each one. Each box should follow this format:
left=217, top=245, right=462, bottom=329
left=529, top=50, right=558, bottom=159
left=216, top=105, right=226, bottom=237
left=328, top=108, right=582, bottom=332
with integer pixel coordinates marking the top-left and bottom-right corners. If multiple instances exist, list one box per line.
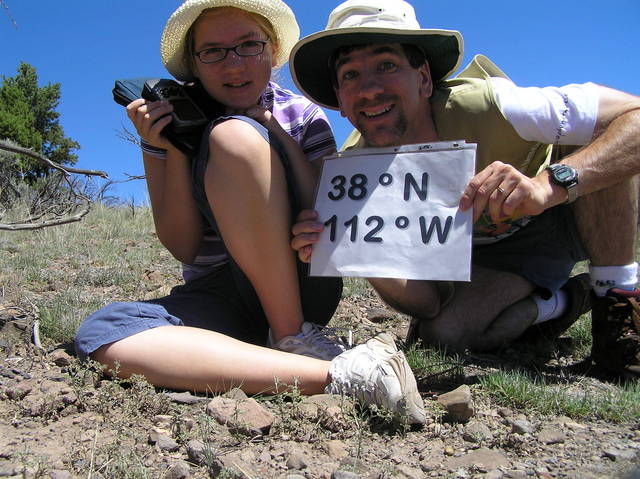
left=562, top=107, right=640, bottom=199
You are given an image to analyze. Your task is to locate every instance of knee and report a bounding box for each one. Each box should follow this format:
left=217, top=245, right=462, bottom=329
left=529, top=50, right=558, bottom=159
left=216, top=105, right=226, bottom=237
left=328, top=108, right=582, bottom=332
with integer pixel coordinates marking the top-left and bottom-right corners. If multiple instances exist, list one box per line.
left=207, top=119, right=271, bottom=168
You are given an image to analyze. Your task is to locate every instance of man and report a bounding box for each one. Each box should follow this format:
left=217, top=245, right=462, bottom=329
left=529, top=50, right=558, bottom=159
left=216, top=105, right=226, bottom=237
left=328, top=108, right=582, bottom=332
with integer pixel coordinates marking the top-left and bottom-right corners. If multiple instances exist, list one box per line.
left=289, top=0, right=640, bottom=377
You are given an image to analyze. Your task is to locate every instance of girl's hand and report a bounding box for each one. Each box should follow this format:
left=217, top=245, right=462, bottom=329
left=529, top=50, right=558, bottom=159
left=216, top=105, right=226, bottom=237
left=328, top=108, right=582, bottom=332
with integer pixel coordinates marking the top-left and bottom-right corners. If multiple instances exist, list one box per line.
left=126, top=98, right=174, bottom=150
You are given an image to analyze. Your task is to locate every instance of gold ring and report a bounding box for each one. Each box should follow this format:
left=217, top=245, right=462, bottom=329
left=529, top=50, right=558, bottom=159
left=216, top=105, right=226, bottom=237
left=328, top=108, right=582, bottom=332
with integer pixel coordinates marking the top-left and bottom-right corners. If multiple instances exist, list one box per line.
left=497, top=187, right=506, bottom=194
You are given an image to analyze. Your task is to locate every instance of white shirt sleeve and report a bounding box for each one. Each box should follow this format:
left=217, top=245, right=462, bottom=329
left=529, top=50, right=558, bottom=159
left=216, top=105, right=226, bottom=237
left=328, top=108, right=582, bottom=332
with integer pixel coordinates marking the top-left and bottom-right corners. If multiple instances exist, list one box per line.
left=491, top=77, right=600, bottom=145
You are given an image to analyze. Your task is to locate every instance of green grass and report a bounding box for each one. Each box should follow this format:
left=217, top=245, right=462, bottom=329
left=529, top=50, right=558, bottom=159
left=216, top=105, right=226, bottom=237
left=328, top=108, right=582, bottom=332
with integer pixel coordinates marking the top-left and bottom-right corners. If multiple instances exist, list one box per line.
left=0, top=202, right=178, bottom=345
left=405, top=343, right=465, bottom=384
left=342, top=277, right=372, bottom=298
left=479, top=368, right=640, bottom=422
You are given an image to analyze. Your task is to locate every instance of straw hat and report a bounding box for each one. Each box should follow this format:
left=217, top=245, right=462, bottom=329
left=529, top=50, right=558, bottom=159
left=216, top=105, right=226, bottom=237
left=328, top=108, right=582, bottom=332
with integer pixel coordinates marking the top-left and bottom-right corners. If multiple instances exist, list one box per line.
left=161, top=0, right=300, bottom=80
left=290, top=0, right=463, bottom=110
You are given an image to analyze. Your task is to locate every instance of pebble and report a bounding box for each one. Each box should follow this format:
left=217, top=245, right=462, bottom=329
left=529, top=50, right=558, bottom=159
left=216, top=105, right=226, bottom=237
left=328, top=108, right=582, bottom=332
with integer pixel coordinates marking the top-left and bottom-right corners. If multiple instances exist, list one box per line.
left=437, top=385, right=474, bottom=423
left=286, top=450, right=308, bottom=470
left=332, top=471, right=362, bottom=479
left=148, top=430, right=180, bottom=453
left=510, top=419, right=534, bottom=435
left=603, top=448, right=637, bottom=461
left=164, top=461, right=191, bottom=479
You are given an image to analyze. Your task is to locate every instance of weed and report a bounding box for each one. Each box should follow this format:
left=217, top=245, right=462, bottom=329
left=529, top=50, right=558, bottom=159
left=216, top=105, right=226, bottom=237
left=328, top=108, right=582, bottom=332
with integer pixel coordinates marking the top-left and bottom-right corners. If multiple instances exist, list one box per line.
left=405, top=343, right=465, bottom=386
left=342, top=277, right=373, bottom=299
left=14, top=449, right=50, bottom=478
left=565, top=314, right=592, bottom=357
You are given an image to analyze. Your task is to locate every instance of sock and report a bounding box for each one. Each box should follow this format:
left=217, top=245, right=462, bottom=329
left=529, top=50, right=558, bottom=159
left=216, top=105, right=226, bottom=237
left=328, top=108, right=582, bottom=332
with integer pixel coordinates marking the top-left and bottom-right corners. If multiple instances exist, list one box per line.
left=590, top=263, right=638, bottom=297
left=532, top=289, right=569, bottom=324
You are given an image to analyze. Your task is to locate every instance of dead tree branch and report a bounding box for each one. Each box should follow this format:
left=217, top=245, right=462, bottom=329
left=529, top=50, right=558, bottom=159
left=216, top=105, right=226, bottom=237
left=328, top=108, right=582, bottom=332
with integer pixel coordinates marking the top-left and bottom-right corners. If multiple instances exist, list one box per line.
left=0, top=0, right=17, bottom=30
left=0, top=140, right=108, bottom=178
left=0, top=140, right=108, bottom=230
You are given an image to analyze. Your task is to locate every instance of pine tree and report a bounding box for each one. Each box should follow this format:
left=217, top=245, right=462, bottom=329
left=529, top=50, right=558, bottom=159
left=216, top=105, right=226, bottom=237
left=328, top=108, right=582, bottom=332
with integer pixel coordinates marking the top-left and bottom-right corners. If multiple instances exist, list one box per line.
left=0, top=62, right=80, bottom=181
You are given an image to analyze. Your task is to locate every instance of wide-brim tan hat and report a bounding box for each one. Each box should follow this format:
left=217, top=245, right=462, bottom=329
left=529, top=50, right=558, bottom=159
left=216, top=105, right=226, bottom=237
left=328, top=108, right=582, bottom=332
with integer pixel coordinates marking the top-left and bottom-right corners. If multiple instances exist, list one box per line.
left=290, top=0, right=463, bottom=110
left=161, top=0, right=300, bottom=81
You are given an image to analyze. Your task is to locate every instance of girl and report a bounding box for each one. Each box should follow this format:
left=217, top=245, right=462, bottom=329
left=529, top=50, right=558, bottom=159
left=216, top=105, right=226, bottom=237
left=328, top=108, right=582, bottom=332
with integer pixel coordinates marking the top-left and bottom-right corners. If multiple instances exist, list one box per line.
left=74, top=0, right=424, bottom=423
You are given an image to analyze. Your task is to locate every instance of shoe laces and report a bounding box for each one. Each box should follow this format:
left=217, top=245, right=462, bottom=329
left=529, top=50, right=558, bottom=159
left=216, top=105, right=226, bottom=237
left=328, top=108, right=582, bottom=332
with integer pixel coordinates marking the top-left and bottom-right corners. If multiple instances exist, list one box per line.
left=298, top=323, right=351, bottom=351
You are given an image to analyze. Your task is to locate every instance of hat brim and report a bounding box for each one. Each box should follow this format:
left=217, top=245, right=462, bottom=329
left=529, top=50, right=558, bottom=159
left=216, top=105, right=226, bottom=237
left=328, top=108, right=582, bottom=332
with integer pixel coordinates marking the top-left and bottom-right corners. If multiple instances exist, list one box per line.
left=290, top=28, right=463, bottom=110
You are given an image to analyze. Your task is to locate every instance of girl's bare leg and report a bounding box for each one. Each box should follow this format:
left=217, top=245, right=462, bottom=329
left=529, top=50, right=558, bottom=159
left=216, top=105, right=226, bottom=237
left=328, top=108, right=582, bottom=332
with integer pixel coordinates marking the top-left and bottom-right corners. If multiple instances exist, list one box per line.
left=204, top=120, right=304, bottom=341
left=93, top=326, right=330, bottom=394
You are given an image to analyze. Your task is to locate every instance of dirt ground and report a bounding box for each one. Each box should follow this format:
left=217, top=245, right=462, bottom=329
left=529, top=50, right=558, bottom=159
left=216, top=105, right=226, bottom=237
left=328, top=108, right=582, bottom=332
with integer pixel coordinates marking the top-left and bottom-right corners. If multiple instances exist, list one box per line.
left=1, top=287, right=639, bottom=479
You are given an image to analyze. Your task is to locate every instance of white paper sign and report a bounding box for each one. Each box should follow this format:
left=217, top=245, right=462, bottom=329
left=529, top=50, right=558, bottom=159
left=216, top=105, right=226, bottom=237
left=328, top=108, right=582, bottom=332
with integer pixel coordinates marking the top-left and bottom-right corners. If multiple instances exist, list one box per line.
left=310, top=141, right=476, bottom=281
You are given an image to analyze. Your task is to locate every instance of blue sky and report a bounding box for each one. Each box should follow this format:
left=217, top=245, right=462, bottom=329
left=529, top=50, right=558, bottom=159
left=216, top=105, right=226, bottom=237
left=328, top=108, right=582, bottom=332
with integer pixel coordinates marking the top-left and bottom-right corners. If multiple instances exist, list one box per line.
left=1, top=0, right=638, bottom=203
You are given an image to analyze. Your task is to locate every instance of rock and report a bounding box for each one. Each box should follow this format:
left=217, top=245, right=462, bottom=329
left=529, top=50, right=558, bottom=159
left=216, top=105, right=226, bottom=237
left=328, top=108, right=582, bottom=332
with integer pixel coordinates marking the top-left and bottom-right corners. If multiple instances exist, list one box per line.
left=4, top=381, right=33, bottom=400
left=175, top=417, right=196, bottom=436
left=396, top=464, right=424, bottom=479
left=445, top=448, right=511, bottom=471
left=222, top=387, right=248, bottom=400
left=164, top=461, right=190, bottom=479
left=462, top=421, right=493, bottom=443
left=332, top=471, right=362, bottom=479
left=186, top=439, right=206, bottom=466
left=337, top=458, right=369, bottom=476
left=152, top=414, right=173, bottom=430
left=444, top=446, right=455, bottom=456
left=148, top=429, right=180, bottom=452
left=320, top=406, right=349, bottom=432
left=510, top=418, right=534, bottom=435
left=300, top=393, right=348, bottom=419
left=325, top=440, right=349, bottom=459
left=49, top=349, right=72, bottom=367
left=163, top=391, right=208, bottom=405
left=367, top=308, right=394, bottom=322
left=537, top=427, right=566, bottom=445
left=304, top=394, right=346, bottom=408
left=186, top=440, right=223, bottom=475
left=48, top=471, right=73, bottom=479
left=503, top=471, right=528, bottom=479
left=603, top=448, right=637, bottom=461
left=143, top=269, right=164, bottom=283
left=484, top=471, right=504, bottom=479
left=206, top=397, right=275, bottom=436
left=217, top=452, right=257, bottom=478
left=0, top=464, right=17, bottom=476
left=497, top=407, right=513, bottom=418
left=286, top=450, right=308, bottom=470
left=258, top=450, right=271, bottom=463
left=437, top=385, right=474, bottom=423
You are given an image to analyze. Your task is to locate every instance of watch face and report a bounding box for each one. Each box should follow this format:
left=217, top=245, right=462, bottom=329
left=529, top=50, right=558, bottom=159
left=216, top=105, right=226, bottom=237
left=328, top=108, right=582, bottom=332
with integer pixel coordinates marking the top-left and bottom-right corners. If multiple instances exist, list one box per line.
left=552, top=165, right=577, bottom=184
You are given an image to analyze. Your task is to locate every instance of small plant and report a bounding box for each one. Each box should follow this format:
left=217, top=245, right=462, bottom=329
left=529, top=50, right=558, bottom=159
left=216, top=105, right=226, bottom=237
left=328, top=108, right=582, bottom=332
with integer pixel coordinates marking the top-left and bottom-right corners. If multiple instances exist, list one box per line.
left=14, top=449, right=50, bottom=479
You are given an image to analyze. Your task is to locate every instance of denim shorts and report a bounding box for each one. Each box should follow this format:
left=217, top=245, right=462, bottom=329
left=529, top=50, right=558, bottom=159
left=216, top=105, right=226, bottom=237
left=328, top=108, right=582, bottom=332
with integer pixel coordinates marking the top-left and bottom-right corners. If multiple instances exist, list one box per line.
left=75, top=116, right=342, bottom=360
left=75, top=260, right=342, bottom=360
left=473, top=204, right=588, bottom=294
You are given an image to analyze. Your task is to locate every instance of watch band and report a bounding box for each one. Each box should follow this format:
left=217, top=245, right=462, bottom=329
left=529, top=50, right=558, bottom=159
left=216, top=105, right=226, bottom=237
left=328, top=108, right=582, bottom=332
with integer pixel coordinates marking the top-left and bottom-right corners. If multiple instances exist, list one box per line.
left=565, top=182, right=578, bottom=204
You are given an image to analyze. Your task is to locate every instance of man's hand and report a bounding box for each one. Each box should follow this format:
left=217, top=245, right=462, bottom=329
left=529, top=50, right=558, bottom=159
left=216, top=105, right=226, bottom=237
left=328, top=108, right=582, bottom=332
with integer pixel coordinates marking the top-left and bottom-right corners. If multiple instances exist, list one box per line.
left=291, top=209, right=324, bottom=263
left=458, top=161, right=568, bottom=223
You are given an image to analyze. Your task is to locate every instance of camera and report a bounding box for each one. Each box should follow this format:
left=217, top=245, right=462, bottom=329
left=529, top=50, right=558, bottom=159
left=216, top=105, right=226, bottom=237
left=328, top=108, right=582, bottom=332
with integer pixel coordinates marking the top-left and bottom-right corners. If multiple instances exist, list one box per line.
left=142, top=79, right=208, bottom=134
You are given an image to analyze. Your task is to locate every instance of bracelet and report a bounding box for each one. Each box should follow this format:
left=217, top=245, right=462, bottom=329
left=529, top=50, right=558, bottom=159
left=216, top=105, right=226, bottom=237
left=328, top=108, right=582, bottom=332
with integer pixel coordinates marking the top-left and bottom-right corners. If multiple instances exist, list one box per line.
left=140, top=138, right=168, bottom=159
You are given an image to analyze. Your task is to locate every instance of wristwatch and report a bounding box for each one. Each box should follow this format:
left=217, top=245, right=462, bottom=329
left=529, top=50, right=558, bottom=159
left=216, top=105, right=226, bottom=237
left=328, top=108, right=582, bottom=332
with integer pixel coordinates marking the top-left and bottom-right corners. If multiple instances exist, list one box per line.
left=546, top=163, right=579, bottom=204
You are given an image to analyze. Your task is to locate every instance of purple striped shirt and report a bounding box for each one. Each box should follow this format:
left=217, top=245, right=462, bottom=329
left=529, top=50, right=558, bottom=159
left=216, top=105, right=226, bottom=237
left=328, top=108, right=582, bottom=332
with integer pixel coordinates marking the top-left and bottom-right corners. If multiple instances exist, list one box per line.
left=182, top=82, right=336, bottom=282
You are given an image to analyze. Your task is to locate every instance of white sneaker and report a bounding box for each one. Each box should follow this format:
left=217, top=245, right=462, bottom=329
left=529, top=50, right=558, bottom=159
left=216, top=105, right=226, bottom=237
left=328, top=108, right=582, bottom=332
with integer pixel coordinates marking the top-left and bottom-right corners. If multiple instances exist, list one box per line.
left=325, top=333, right=426, bottom=424
left=268, top=322, right=348, bottom=360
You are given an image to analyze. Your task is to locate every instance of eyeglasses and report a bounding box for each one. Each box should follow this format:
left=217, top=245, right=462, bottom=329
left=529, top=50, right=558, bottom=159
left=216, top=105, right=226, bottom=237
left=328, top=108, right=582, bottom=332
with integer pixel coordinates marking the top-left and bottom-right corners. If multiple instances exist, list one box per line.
left=195, top=39, right=270, bottom=64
